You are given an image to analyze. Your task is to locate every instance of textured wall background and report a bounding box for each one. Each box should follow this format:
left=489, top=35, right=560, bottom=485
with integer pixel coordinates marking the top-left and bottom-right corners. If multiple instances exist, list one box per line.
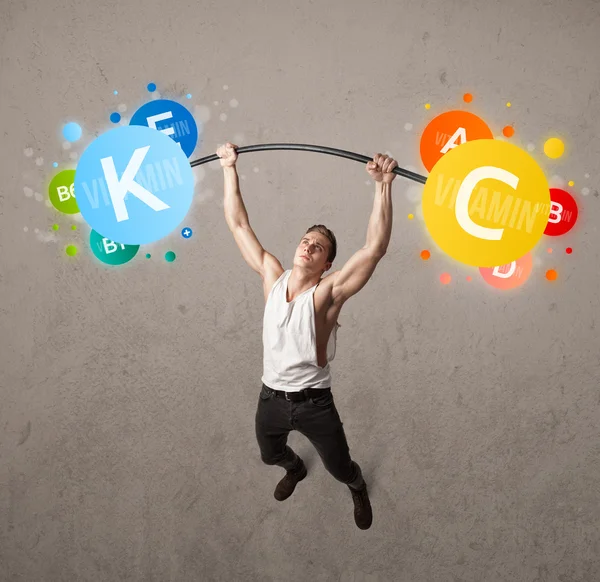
left=1, top=0, right=599, bottom=580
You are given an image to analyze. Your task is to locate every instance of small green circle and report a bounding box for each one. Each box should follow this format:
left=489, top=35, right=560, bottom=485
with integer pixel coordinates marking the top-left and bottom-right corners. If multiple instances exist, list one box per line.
left=52, top=224, right=59, bottom=231
left=90, top=229, right=139, bottom=265
left=145, top=253, right=151, bottom=258
left=48, top=170, right=79, bottom=214
left=165, top=251, right=176, bottom=262
left=71, top=225, right=77, bottom=230
left=65, top=245, right=77, bottom=256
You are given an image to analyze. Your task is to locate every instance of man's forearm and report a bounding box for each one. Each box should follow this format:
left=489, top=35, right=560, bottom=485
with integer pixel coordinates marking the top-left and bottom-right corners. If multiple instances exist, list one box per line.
left=223, top=166, right=250, bottom=229
left=365, top=181, right=393, bottom=254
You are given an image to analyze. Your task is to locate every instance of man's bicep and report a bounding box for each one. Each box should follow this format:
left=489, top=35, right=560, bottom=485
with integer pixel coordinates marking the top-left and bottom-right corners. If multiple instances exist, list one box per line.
left=230, top=224, right=283, bottom=278
left=230, top=224, right=267, bottom=275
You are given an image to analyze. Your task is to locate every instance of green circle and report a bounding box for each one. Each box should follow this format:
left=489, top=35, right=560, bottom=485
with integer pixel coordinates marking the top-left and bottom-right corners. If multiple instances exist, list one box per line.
left=165, top=251, right=176, bottom=262
left=48, top=170, right=79, bottom=214
left=65, top=245, right=77, bottom=256
left=90, top=229, right=139, bottom=265
left=145, top=253, right=151, bottom=258
left=71, top=225, right=77, bottom=230
left=52, top=224, right=59, bottom=231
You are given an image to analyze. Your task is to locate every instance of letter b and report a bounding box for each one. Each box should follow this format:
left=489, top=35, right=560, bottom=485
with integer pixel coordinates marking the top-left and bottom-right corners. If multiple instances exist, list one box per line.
left=548, top=201, right=563, bottom=224
left=102, top=238, right=125, bottom=254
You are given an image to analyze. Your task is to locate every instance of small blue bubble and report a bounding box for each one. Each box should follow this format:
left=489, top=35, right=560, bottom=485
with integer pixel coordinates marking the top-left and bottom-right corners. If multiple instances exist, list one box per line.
left=53, top=162, right=58, bottom=168
left=186, top=93, right=192, bottom=99
left=63, top=122, right=82, bottom=142
left=147, top=82, right=157, bottom=92
left=181, top=227, right=193, bottom=238
left=113, top=90, right=118, bottom=95
left=110, top=112, right=121, bottom=123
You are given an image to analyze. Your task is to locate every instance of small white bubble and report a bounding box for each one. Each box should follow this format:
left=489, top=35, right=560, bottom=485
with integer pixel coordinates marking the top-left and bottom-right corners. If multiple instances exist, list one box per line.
left=196, top=188, right=215, bottom=204
left=35, top=157, right=44, bottom=166
left=24, top=186, right=33, bottom=197
left=34, top=192, right=43, bottom=202
left=584, top=173, right=590, bottom=178
left=220, top=113, right=227, bottom=121
left=24, top=148, right=33, bottom=157
left=233, top=133, right=245, bottom=144
left=229, top=98, right=239, bottom=108
left=70, top=152, right=78, bottom=160
left=45, top=200, right=52, bottom=208
left=241, top=175, right=246, bottom=180
left=533, top=257, right=543, bottom=267
left=416, top=205, right=424, bottom=221
left=213, top=101, right=219, bottom=105
left=495, top=135, right=505, bottom=141
left=194, top=166, right=206, bottom=184
left=527, top=143, right=535, bottom=152
left=582, top=187, right=590, bottom=196
left=24, top=226, right=29, bottom=232
left=223, top=85, right=228, bottom=90
left=63, top=141, right=72, bottom=150
left=253, top=167, right=259, bottom=173
left=404, top=123, right=413, bottom=131
left=194, top=105, right=211, bottom=123
left=34, top=228, right=39, bottom=233
left=118, top=103, right=127, bottom=113
left=405, top=185, right=423, bottom=202
left=365, top=180, right=371, bottom=185
left=36, top=231, right=58, bottom=243
left=549, top=175, right=566, bottom=188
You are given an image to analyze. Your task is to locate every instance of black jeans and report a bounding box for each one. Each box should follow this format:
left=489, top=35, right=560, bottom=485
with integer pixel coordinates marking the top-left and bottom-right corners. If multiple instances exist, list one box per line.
left=255, top=383, right=365, bottom=489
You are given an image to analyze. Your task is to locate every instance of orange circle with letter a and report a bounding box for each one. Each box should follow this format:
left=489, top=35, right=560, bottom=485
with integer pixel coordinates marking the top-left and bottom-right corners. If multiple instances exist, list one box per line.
left=420, top=110, right=494, bottom=172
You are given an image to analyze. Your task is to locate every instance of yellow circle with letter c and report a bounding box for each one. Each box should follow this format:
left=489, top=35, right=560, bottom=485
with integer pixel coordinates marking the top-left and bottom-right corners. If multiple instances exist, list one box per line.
left=422, top=139, right=551, bottom=267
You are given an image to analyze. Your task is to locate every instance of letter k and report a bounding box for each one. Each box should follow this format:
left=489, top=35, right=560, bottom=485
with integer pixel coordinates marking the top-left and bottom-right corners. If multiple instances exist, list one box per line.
left=101, top=146, right=170, bottom=222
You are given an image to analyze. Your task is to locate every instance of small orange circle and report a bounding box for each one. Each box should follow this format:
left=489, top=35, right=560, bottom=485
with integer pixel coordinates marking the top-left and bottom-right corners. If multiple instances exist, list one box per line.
left=440, top=273, right=452, bottom=285
left=420, top=250, right=431, bottom=260
left=547, top=248, right=553, bottom=253
left=463, top=93, right=473, bottom=103
left=466, top=276, right=472, bottom=282
left=546, top=269, right=558, bottom=281
left=503, top=125, right=515, bottom=138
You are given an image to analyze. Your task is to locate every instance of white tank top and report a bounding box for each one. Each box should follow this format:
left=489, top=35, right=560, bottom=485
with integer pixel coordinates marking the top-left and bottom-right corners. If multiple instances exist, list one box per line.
left=261, top=269, right=340, bottom=391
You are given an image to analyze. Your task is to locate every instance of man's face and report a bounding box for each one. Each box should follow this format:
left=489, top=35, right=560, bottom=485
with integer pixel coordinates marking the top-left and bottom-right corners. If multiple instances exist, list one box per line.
left=295, top=233, right=332, bottom=274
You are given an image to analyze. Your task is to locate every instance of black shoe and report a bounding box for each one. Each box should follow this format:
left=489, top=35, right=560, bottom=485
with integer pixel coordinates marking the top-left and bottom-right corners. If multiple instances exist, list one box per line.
left=348, top=482, right=372, bottom=529
left=274, top=460, right=307, bottom=501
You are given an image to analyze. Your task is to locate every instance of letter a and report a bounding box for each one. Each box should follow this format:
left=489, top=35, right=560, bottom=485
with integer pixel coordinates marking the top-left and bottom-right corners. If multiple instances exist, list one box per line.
left=440, top=127, right=467, bottom=154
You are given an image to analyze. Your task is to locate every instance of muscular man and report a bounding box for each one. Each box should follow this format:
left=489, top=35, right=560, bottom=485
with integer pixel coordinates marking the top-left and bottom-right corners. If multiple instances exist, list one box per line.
left=218, top=142, right=397, bottom=530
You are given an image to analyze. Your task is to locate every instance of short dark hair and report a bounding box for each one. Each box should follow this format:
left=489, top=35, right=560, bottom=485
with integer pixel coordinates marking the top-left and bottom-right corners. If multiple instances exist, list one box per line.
left=305, top=225, right=337, bottom=263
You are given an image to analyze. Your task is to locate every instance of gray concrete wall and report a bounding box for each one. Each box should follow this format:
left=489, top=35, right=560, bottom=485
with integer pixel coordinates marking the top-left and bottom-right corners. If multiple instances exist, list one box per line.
left=1, top=0, right=599, bottom=580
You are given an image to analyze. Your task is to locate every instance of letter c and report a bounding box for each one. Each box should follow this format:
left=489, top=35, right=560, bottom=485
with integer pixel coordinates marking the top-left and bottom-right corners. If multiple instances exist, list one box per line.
left=455, top=166, right=519, bottom=241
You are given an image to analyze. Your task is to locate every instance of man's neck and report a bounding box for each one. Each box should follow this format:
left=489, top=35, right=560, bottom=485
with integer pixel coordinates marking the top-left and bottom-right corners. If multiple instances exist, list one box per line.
left=288, top=267, right=321, bottom=295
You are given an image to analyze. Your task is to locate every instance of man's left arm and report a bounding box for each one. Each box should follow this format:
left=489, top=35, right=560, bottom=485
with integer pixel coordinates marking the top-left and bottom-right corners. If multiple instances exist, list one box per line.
left=365, top=181, right=393, bottom=255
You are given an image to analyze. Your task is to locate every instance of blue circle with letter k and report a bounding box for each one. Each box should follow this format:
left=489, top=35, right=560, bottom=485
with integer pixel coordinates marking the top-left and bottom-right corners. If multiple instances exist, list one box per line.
left=75, top=125, right=195, bottom=245
left=129, top=99, right=200, bottom=158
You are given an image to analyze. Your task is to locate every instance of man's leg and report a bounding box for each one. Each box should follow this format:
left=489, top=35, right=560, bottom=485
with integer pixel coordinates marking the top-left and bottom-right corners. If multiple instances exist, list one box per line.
left=255, top=384, right=299, bottom=470
left=296, top=388, right=372, bottom=529
left=255, top=384, right=307, bottom=500
left=295, top=389, right=364, bottom=488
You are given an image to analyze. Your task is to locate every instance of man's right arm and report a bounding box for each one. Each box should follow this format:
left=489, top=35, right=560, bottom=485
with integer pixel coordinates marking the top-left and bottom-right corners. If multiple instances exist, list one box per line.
left=223, top=165, right=272, bottom=277
left=223, top=166, right=250, bottom=229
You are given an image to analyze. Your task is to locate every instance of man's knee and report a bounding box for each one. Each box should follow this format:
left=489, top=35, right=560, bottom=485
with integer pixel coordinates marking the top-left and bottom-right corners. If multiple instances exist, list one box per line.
left=260, top=454, right=281, bottom=465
